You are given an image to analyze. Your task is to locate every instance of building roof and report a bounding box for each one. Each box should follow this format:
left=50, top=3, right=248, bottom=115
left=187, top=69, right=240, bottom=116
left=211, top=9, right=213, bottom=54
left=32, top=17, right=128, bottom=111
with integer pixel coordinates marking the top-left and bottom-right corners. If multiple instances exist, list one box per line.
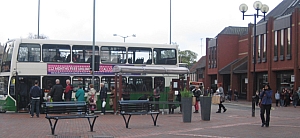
left=218, top=59, right=239, bottom=75
left=218, top=26, right=248, bottom=36
left=233, top=61, right=248, bottom=74
left=258, top=0, right=296, bottom=23
left=189, top=56, right=206, bottom=73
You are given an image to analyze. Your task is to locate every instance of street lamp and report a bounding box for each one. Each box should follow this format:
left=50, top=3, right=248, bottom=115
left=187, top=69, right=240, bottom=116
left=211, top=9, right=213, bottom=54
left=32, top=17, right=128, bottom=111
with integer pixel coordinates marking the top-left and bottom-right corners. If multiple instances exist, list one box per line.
left=239, top=1, right=269, bottom=117
left=113, top=34, right=136, bottom=42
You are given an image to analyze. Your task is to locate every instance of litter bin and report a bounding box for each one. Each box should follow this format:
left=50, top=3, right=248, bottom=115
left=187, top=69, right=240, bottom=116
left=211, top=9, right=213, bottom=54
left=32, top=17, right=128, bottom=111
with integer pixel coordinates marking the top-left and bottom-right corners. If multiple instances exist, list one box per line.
left=200, top=96, right=212, bottom=121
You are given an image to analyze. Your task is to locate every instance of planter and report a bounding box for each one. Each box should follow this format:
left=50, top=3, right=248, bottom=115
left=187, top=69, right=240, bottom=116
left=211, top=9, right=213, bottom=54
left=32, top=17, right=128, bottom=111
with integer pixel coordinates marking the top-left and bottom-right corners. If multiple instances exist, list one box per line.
left=181, top=97, right=192, bottom=123
left=200, top=96, right=212, bottom=121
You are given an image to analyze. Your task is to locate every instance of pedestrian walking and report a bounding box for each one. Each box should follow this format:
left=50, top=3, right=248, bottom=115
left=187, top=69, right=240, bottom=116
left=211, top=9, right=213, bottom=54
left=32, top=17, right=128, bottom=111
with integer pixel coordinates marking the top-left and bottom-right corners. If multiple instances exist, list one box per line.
left=216, top=83, right=227, bottom=113
left=292, top=91, right=299, bottom=108
left=29, top=80, right=41, bottom=118
left=192, top=85, right=201, bottom=113
left=275, top=90, right=280, bottom=107
left=100, top=83, right=108, bottom=115
left=49, top=79, right=63, bottom=102
left=260, top=84, right=273, bottom=127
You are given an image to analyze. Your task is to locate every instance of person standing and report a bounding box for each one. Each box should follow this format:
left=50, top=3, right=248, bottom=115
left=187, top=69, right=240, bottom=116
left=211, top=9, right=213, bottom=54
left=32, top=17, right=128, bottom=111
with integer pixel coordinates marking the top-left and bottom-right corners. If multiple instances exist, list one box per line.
left=227, top=88, right=232, bottom=102
left=168, top=86, right=175, bottom=114
left=64, top=79, right=73, bottom=101
left=87, top=84, right=97, bottom=114
left=75, top=85, right=85, bottom=101
left=216, top=83, right=227, bottom=113
left=192, top=85, right=201, bottom=113
left=275, top=90, right=280, bottom=107
left=100, top=83, right=108, bottom=115
left=260, top=84, right=273, bottom=127
left=153, top=84, right=161, bottom=111
left=49, top=79, right=63, bottom=102
left=109, top=86, right=116, bottom=111
left=29, top=80, right=41, bottom=118
left=292, top=91, right=299, bottom=108
left=234, top=89, right=238, bottom=101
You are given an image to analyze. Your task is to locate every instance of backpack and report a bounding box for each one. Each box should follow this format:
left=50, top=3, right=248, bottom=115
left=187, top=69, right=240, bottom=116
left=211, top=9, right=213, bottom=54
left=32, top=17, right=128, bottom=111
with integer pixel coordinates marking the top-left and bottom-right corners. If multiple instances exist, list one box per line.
left=89, top=95, right=95, bottom=103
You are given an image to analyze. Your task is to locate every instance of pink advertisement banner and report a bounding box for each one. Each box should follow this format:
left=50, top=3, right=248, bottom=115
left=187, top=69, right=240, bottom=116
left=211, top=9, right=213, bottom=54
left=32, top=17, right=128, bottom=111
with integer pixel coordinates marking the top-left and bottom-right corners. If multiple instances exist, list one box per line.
left=47, top=64, right=114, bottom=75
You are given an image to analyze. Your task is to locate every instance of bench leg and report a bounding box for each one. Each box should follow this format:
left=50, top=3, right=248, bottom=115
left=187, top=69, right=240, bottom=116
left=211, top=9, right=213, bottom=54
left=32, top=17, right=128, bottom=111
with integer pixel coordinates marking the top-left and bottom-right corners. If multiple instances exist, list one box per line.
left=121, top=115, right=132, bottom=128
left=150, top=113, right=159, bottom=126
left=47, top=118, right=59, bottom=135
left=87, top=117, right=98, bottom=132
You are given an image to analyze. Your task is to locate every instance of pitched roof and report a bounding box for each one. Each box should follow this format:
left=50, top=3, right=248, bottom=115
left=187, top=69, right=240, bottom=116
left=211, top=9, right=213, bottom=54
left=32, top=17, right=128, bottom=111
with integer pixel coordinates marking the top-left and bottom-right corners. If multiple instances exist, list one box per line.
left=189, top=56, right=206, bottom=73
left=258, top=0, right=296, bottom=23
left=218, top=26, right=248, bottom=36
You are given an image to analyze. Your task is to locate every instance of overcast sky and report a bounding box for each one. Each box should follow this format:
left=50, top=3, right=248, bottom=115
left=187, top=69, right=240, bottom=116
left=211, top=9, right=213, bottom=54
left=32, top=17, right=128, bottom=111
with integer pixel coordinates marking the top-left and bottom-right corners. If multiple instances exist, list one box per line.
left=0, top=0, right=282, bottom=59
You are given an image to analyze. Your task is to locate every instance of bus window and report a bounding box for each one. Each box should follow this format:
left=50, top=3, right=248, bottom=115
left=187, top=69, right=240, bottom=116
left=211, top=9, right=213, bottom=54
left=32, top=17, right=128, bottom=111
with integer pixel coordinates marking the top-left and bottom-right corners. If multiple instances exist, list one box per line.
left=100, top=46, right=126, bottom=64
left=101, top=76, right=127, bottom=91
left=128, top=47, right=152, bottom=64
left=42, top=44, right=70, bottom=62
left=128, top=77, right=152, bottom=92
left=72, top=76, right=100, bottom=92
left=9, top=77, right=15, bottom=98
left=1, top=41, right=14, bottom=72
left=0, top=77, right=8, bottom=95
left=153, top=48, right=177, bottom=65
left=18, top=44, right=40, bottom=62
left=71, top=45, right=99, bottom=63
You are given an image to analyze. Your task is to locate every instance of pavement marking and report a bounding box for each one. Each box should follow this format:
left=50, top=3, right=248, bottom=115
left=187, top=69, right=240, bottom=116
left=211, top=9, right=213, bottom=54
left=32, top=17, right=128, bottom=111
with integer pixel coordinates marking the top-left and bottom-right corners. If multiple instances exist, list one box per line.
left=175, top=133, right=234, bottom=138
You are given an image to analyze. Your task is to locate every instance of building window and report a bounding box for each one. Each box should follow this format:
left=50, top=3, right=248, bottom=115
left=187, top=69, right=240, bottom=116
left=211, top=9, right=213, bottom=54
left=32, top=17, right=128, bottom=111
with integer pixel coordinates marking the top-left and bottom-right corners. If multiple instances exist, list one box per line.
left=257, top=35, right=261, bottom=62
left=280, top=30, right=284, bottom=60
left=262, top=34, right=267, bottom=62
left=214, top=47, right=217, bottom=68
left=274, top=31, right=278, bottom=61
left=287, top=28, right=291, bottom=59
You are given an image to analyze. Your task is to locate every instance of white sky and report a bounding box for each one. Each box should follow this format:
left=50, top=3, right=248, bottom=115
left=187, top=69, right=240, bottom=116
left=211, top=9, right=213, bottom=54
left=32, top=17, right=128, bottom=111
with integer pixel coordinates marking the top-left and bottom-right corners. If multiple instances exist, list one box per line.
left=0, top=0, right=283, bottom=59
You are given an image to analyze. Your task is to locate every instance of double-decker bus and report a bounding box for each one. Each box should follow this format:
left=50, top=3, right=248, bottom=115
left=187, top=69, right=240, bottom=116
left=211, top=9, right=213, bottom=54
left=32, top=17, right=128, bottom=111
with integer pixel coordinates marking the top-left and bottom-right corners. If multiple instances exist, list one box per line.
left=0, top=39, right=179, bottom=112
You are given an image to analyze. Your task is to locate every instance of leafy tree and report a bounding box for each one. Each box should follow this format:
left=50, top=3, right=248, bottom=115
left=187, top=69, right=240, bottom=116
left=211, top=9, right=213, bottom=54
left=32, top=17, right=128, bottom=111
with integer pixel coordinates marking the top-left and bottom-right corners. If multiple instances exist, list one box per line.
left=28, top=33, right=48, bottom=39
left=178, top=50, right=198, bottom=66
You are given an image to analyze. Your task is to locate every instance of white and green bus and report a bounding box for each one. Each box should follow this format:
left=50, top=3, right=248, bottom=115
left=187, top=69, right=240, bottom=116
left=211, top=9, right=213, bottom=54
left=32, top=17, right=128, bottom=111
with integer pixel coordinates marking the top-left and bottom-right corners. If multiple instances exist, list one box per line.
left=0, top=38, right=181, bottom=112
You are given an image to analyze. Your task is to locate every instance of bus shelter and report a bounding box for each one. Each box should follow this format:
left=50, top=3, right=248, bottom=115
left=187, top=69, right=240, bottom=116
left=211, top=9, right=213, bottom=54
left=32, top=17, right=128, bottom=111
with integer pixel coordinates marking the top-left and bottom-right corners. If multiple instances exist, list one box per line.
left=111, top=65, right=190, bottom=113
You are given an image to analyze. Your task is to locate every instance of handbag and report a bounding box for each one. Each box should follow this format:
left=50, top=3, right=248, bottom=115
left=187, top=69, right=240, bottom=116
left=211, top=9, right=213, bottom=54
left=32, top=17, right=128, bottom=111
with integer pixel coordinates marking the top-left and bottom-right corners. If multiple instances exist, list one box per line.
left=212, top=95, right=221, bottom=104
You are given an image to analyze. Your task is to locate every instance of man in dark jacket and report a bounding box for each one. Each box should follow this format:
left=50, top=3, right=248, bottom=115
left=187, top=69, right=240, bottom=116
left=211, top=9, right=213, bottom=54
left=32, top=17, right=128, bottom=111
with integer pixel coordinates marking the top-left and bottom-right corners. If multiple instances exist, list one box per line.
left=49, top=79, right=64, bottom=102
left=30, top=80, right=41, bottom=118
left=192, top=85, right=201, bottom=113
left=100, top=83, right=107, bottom=115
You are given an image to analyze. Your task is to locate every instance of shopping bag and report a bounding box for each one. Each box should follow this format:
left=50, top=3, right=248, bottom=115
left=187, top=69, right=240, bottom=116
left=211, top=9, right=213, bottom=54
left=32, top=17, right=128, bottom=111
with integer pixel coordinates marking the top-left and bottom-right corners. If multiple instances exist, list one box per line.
left=212, top=95, right=221, bottom=104
left=192, top=96, right=196, bottom=105
left=102, top=101, right=106, bottom=108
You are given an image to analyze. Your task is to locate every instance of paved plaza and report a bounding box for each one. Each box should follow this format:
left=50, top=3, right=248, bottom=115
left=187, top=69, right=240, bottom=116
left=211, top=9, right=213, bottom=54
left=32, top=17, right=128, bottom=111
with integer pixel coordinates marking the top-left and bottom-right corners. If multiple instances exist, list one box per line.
left=0, top=101, right=299, bottom=138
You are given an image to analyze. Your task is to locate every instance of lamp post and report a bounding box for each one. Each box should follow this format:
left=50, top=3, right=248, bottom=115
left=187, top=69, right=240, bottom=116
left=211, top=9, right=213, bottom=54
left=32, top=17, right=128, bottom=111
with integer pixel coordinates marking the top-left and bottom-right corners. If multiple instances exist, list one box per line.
left=239, top=1, right=269, bottom=117
left=92, top=0, right=96, bottom=85
left=37, top=0, right=40, bottom=39
left=113, top=34, right=136, bottom=42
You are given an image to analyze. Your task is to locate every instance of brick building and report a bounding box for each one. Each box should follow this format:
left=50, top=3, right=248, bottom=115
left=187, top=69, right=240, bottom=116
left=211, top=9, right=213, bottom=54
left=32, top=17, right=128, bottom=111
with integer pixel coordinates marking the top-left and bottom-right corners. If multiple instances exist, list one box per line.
left=189, top=56, right=206, bottom=83
left=205, top=0, right=300, bottom=101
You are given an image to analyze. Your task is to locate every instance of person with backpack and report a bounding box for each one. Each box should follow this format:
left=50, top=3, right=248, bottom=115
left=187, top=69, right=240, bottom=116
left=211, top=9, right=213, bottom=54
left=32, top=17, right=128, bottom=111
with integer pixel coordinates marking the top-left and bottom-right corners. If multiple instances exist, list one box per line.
left=87, top=84, right=97, bottom=114
left=64, top=79, right=73, bottom=101
left=29, top=80, right=41, bottom=118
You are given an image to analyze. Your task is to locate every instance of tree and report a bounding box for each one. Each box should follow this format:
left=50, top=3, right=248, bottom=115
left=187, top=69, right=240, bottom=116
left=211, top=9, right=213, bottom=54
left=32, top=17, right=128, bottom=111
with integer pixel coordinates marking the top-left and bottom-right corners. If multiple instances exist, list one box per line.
left=178, top=50, right=198, bottom=66
left=28, top=33, right=48, bottom=39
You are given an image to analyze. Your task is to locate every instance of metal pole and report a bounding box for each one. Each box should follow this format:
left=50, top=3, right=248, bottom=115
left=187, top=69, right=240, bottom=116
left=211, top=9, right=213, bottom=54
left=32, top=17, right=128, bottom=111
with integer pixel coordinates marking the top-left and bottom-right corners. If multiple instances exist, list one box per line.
left=92, top=0, right=95, bottom=85
left=38, top=0, right=40, bottom=39
left=169, top=0, right=171, bottom=44
left=252, top=14, right=257, bottom=117
left=124, top=37, right=125, bottom=43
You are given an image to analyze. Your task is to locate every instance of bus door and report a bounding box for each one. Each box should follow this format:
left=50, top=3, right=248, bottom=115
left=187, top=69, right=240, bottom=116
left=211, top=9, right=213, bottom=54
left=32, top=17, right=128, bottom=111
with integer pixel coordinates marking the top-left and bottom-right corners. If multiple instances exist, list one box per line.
left=16, top=76, right=40, bottom=113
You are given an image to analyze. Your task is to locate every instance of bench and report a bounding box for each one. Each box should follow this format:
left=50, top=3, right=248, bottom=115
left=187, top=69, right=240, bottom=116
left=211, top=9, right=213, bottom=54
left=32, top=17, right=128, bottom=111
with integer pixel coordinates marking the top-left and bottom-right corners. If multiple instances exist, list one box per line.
left=119, top=100, right=159, bottom=128
left=43, top=101, right=99, bottom=135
